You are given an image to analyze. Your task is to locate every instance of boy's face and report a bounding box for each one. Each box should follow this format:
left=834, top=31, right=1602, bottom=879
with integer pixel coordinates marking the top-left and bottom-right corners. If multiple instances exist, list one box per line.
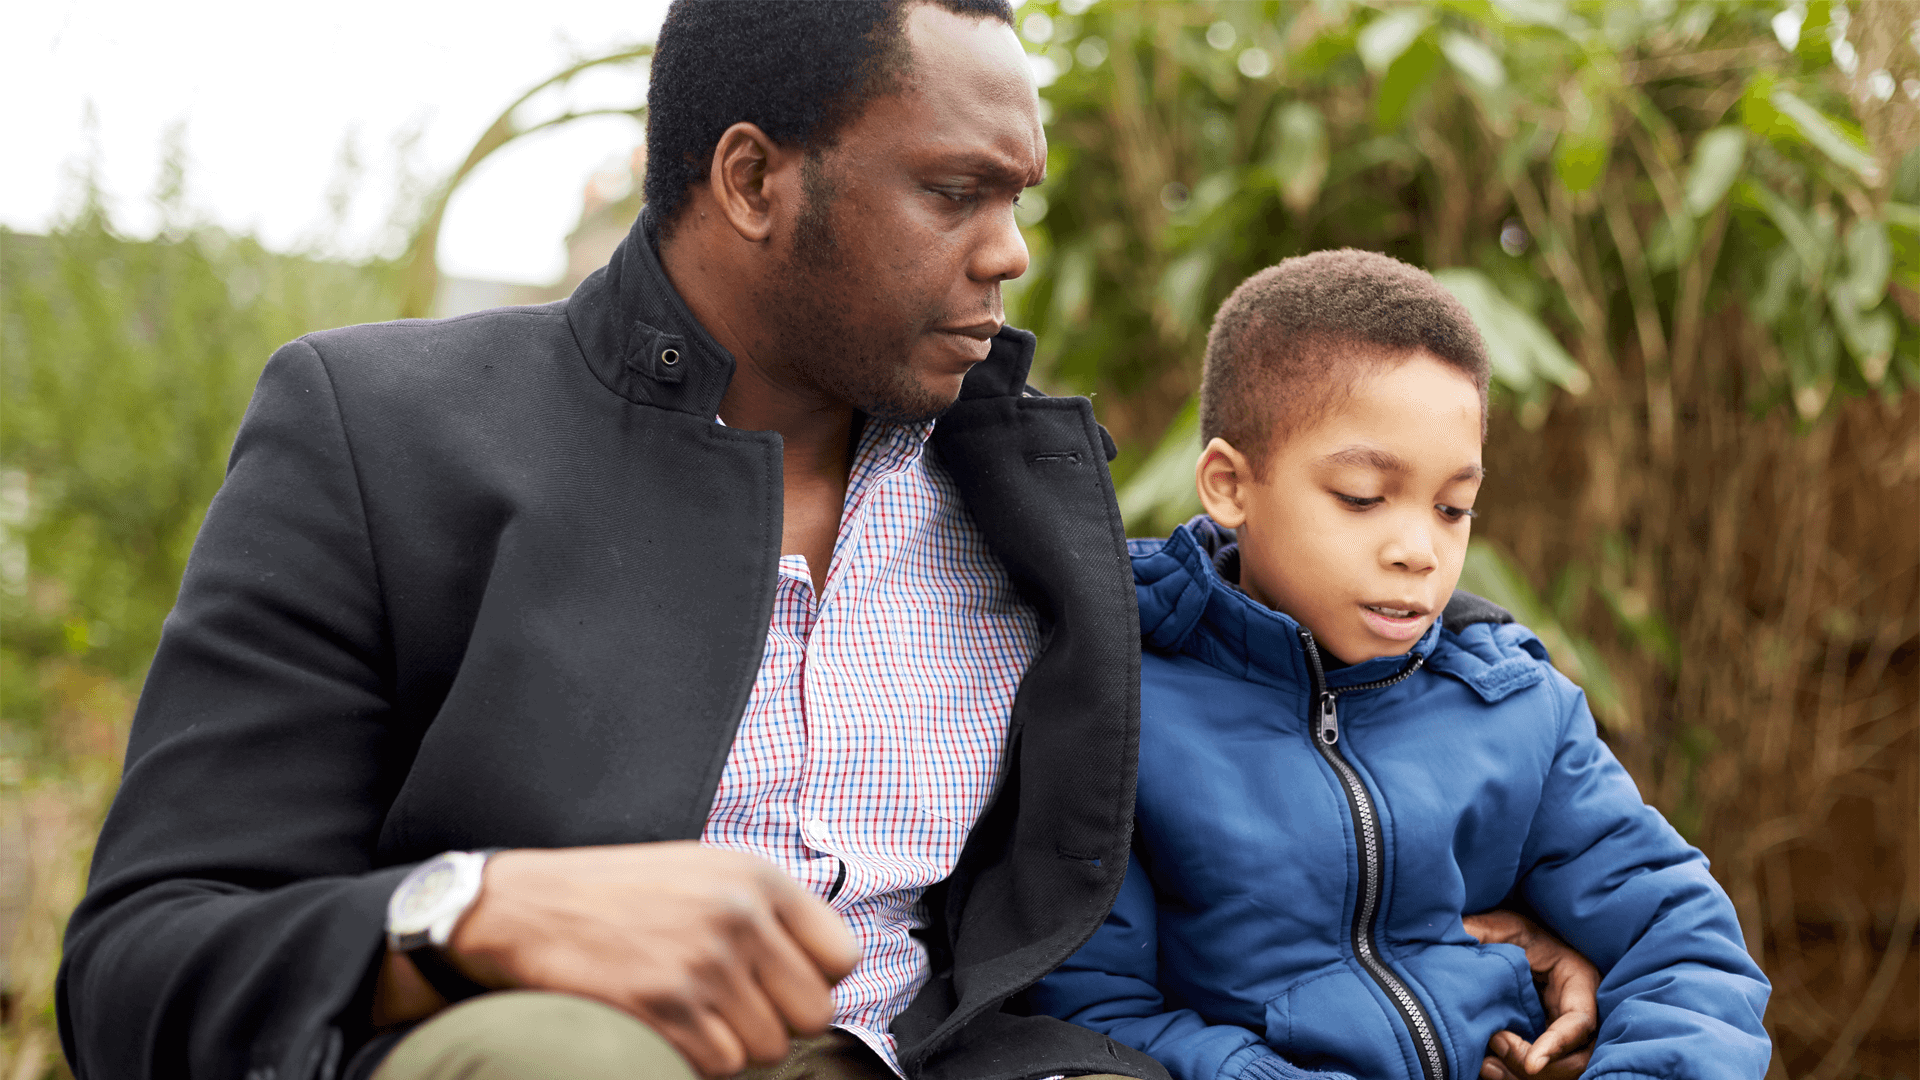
left=1195, top=350, right=1484, bottom=666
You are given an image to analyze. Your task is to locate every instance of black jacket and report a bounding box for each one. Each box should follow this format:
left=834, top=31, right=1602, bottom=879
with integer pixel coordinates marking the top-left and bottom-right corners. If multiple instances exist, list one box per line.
left=57, top=216, right=1166, bottom=1080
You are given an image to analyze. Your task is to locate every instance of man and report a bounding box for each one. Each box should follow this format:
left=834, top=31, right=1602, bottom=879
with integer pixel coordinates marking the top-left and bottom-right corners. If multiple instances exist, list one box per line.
left=58, top=4, right=1597, bottom=1080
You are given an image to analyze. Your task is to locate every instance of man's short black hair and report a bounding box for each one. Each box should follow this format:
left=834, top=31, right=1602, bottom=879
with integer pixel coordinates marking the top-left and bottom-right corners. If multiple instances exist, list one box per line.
left=1200, top=248, right=1491, bottom=473
left=644, top=0, right=1016, bottom=234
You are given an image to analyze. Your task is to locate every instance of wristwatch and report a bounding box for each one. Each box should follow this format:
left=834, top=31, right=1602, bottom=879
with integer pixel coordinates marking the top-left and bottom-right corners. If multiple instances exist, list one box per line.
left=385, top=850, right=493, bottom=1003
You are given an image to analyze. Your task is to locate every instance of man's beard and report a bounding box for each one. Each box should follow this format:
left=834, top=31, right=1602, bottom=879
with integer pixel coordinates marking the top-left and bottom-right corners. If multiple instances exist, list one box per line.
left=758, top=162, right=959, bottom=425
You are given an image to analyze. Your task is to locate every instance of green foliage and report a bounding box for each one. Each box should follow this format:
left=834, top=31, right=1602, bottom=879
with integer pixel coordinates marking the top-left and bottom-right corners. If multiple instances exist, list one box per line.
left=0, top=178, right=397, bottom=766
left=1005, top=0, right=1915, bottom=751
left=1009, top=0, right=1913, bottom=515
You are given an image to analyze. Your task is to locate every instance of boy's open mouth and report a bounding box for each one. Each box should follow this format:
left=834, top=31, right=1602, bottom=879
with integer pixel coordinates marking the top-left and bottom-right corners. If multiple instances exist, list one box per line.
left=1363, top=603, right=1425, bottom=619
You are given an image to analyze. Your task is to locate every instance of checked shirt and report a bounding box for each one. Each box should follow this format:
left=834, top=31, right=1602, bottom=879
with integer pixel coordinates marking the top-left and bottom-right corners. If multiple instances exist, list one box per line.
left=700, top=415, right=1042, bottom=1075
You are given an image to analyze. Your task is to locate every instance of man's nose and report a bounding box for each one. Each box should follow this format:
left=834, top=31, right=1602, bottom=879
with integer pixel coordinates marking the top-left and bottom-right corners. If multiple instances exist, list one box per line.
left=970, top=201, right=1030, bottom=283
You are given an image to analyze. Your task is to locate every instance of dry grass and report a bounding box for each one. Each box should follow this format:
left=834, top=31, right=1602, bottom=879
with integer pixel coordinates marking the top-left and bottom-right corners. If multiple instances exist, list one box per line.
left=1484, top=363, right=1919, bottom=1078
left=1, top=665, right=129, bottom=1080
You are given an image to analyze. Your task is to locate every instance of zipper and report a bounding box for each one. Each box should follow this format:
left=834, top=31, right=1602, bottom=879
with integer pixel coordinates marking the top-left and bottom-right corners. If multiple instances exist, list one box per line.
left=1300, top=629, right=1445, bottom=1080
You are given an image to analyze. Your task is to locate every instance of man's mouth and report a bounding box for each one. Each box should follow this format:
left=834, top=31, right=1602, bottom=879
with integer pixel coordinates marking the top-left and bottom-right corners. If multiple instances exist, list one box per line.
left=937, top=319, right=1003, bottom=341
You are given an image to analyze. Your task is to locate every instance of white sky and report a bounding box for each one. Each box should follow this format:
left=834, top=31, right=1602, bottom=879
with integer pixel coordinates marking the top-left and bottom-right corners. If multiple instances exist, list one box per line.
left=3, top=0, right=676, bottom=284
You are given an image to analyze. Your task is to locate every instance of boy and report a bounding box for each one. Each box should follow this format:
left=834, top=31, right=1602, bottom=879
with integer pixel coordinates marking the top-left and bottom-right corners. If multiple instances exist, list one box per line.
left=1028, top=251, right=1770, bottom=1080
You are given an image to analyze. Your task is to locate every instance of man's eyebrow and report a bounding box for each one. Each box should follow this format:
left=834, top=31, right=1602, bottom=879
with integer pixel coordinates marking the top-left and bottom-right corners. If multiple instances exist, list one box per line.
left=1451, top=463, right=1486, bottom=482
left=929, top=151, right=1043, bottom=187
left=1316, top=445, right=1412, bottom=473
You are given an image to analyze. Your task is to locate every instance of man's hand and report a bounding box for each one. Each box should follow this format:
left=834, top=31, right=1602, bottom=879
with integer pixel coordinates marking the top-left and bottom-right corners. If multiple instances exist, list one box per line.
left=420, top=842, right=860, bottom=1078
left=1462, top=910, right=1597, bottom=1080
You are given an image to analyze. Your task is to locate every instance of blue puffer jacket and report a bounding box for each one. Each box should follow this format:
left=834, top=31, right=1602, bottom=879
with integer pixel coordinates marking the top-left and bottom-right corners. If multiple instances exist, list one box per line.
left=1029, top=521, right=1770, bottom=1080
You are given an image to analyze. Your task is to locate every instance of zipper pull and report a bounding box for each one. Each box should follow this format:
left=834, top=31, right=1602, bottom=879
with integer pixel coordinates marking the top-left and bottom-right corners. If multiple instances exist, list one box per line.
left=1318, top=692, right=1339, bottom=744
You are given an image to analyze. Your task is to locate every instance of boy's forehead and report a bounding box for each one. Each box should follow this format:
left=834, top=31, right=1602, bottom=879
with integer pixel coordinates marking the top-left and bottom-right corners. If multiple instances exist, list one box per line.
left=1269, top=356, right=1484, bottom=473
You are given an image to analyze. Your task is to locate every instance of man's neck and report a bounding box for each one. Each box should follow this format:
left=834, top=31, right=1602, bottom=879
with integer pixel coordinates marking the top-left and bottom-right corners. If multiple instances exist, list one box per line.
left=659, top=209, right=855, bottom=593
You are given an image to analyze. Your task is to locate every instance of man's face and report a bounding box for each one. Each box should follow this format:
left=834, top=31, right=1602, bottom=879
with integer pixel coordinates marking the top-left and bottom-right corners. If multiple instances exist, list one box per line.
left=1226, top=352, right=1484, bottom=666
left=754, top=3, right=1045, bottom=423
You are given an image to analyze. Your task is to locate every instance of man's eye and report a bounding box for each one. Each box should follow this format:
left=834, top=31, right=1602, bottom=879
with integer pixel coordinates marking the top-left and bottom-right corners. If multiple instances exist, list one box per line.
left=1437, top=504, right=1477, bottom=522
left=1334, top=492, right=1383, bottom=509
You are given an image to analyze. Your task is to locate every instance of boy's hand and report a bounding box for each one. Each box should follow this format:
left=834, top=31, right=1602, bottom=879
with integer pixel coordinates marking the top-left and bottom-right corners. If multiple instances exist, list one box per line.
left=1462, top=910, right=1597, bottom=1079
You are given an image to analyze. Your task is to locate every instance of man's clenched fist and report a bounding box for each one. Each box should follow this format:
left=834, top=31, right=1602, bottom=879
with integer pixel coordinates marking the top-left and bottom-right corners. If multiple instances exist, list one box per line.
left=379, top=843, right=862, bottom=1078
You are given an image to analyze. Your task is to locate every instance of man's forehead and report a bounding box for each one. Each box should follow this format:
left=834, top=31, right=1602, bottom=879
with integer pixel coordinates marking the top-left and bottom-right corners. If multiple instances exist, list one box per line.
left=891, top=4, right=1045, bottom=167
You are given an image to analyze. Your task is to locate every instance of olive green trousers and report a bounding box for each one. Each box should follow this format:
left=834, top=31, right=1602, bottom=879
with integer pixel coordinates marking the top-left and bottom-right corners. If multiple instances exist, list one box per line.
left=370, top=990, right=1136, bottom=1080
left=366, top=992, right=864, bottom=1080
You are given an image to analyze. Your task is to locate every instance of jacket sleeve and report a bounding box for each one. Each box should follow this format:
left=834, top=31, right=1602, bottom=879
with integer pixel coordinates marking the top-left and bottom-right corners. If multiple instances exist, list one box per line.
left=1026, top=853, right=1355, bottom=1080
left=1518, top=674, right=1771, bottom=1080
left=57, top=338, right=418, bottom=1080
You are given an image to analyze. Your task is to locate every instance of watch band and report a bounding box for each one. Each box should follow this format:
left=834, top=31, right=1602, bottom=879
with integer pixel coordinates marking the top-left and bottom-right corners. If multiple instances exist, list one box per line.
left=405, top=942, right=491, bottom=1004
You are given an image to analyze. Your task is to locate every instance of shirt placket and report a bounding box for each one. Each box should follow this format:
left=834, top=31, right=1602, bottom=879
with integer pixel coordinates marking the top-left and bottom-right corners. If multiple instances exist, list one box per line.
left=796, top=424, right=927, bottom=911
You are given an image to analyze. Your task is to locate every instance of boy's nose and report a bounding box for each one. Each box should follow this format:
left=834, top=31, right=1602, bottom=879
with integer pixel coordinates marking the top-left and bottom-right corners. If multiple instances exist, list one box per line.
left=1383, top=520, right=1438, bottom=574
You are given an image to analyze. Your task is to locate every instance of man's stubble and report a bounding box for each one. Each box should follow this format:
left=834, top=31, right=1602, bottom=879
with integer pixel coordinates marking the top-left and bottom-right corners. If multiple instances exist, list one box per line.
left=759, top=155, right=959, bottom=425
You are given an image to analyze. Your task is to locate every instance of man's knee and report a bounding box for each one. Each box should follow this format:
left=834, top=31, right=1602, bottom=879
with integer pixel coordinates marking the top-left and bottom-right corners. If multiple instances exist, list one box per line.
left=372, top=991, right=697, bottom=1080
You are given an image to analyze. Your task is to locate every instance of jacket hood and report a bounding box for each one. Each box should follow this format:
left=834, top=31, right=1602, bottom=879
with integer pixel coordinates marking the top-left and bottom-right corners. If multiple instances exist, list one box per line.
left=1131, top=516, right=1548, bottom=703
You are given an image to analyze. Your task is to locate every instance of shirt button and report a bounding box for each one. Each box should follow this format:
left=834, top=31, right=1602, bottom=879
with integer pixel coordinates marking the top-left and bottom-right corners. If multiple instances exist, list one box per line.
left=805, top=818, right=832, bottom=843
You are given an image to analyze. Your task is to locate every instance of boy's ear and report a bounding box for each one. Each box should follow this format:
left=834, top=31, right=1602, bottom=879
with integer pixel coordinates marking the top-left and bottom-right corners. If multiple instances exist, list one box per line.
left=1195, top=437, right=1255, bottom=530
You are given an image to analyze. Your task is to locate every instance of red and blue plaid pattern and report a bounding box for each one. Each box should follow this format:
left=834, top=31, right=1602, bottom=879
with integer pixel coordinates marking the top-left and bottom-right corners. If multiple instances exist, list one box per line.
left=701, top=417, right=1041, bottom=1074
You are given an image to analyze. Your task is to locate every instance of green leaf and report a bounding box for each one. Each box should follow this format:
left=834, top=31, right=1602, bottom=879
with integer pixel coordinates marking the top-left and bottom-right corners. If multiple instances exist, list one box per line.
left=1047, top=241, right=1095, bottom=329
left=1439, top=30, right=1505, bottom=90
left=1742, top=180, right=1826, bottom=283
left=1156, top=251, right=1214, bottom=338
left=1683, top=127, right=1746, bottom=217
left=1751, top=246, right=1799, bottom=327
left=1456, top=542, right=1630, bottom=730
left=1831, top=299, right=1897, bottom=385
left=1434, top=268, right=1591, bottom=396
left=1375, top=37, right=1442, bottom=129
left=1894, top=145, right=1920, bottom=204
left=1838, top=217, right=1891, bottom=311
left=1267, top=102, right=1330, bottom=215
left=1552, top=82, right=1611, bottom=195
left=1357, top=8, right=1433, bottom=75
left=1116, top=400, right=1202, bottom=534
left=1769, top=89, right=1883, bottom=183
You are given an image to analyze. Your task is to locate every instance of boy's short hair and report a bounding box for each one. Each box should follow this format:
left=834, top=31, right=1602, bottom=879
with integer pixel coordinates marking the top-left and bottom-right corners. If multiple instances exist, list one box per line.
left=1199, top=249, right=1491, bottom=473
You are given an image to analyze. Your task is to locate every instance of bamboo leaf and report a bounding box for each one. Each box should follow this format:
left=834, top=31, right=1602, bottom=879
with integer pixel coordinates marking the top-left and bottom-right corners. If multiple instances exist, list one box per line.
left=1768, top=88, right=1883, bottom=184
left=1267, top=102, right=1330, bottom=215
left=1839, top=217, right=1891, bottom=311
left=1156, top=251, right=1214, bottom=338
left=1439, top=31, right=1505, bottom=90
left=1683, top=127, right=1746, bottom=217
left=1357, top=8, right=1432, bottom=75
left=1116, top=400, right=1202, bottom=533
left=1434, top=268, right=1591, bottom=395
left=1375, top=38, right=1442, bottom=129
left=1457, top=542, right=1631, bottom=731
left=1742, top=180, right=1826, bottom=283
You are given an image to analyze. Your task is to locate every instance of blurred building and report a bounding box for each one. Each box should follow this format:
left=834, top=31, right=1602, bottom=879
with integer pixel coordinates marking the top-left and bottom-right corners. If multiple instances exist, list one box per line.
left=431, top=146, right=646, bottom=318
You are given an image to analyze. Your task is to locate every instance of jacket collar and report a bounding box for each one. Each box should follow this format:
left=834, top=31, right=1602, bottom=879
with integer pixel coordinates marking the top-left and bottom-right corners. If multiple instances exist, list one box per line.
left=1132, top=517, right=1441, bottom=696
left=565, top=209, right=1038, bottom=417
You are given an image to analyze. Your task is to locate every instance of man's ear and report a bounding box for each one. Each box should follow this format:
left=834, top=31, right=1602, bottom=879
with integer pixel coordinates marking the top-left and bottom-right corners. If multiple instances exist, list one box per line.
left=706, top=122, right=803, bottom=244
left=1195, top=437, right=1255, bottom=530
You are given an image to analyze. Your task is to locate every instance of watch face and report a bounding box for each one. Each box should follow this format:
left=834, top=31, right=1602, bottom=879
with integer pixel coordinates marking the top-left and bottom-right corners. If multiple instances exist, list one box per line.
left=395, top=862, right=458, bottom=928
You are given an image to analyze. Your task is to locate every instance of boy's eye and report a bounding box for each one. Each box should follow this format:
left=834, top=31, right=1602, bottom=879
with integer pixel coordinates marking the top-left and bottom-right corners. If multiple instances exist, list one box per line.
left=1334, top=492, right=1383, bottom=509
left=1437, top=504, right=1477, bottom=522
